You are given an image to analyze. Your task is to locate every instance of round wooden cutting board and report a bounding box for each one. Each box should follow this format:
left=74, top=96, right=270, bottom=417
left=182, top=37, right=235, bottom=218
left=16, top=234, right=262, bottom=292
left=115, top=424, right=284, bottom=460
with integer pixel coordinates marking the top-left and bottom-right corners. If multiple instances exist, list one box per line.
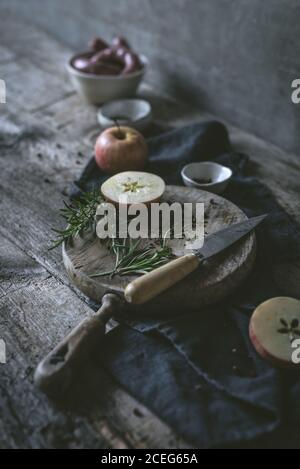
left=63, top=186, right=256, bottom=316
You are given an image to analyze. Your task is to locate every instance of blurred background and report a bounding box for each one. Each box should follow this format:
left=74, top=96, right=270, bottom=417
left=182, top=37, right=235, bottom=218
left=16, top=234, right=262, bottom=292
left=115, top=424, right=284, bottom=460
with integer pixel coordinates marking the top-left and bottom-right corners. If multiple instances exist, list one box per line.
left=1, top=0, right=300, bottom=153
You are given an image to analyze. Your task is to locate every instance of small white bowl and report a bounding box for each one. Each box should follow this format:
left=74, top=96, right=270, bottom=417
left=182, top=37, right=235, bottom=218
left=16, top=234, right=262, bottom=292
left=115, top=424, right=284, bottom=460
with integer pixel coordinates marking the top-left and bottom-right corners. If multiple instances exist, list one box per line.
left=181, top=162, right=232, bottom=194
left=66, top=53, right=147, bottom=105
left=98, top=98, right=152, bottom=131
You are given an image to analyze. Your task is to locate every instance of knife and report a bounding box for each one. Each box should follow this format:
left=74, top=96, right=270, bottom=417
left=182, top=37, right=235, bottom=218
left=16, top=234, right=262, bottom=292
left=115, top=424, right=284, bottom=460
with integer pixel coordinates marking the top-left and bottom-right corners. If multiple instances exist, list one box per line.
left=124, top=214, right=267, bottom=305
left=34, top=214, right=266, bottom=396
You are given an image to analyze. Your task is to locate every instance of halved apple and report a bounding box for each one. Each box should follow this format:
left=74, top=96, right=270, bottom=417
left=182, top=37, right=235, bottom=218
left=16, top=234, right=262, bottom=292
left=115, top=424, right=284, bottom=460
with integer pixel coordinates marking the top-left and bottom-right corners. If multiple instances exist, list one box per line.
left=101, top=171, right=165, bottom=206
left=249, top=297, right=300, bottom=369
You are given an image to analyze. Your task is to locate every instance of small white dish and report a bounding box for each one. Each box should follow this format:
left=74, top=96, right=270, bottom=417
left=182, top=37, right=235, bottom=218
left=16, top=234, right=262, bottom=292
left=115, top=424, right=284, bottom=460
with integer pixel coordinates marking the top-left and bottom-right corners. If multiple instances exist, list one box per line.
left=67, top=53, right=147, bottom=105
left=98, top=98, right=152, bottom=131
left=181, top=162, right=232, bottom=195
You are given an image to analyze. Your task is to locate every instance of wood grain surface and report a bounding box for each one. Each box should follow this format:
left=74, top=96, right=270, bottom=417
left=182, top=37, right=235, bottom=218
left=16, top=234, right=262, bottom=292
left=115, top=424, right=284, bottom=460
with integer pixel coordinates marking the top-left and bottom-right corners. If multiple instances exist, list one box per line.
left=63, top=186, right=256, bottom=315
left=0, top=14, right=299, bottom=448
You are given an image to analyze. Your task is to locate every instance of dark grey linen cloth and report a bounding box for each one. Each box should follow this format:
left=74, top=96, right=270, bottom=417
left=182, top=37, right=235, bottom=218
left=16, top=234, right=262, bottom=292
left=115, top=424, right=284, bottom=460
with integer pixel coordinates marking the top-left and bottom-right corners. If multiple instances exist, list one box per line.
left=72, top=122, right=300, bottom=448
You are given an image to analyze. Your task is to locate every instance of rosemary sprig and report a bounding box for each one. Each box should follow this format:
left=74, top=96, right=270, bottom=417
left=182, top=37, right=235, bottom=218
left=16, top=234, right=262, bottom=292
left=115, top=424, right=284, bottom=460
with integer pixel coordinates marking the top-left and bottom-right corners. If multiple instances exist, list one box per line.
left=49, top=190, right=103, bottom=250
left=90, top=236, right=174, bottom=278
left=50, top=190, right=174, bottom=277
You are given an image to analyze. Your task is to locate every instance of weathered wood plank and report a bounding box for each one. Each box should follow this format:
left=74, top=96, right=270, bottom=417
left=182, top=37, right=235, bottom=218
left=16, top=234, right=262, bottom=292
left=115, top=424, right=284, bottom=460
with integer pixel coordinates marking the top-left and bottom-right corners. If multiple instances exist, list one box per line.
left=0, top=235, right=119, bottom=449
left=0, top=234, right=189, bottom=448
left=1, top=12, right=296, bottom=222
left=32, top=80, right=300, bottom=223
left=0, top=16, right=299, bottom=449
left=0, top=113, right=190, bottom=447
left=0, top=61, right=73, bottom=113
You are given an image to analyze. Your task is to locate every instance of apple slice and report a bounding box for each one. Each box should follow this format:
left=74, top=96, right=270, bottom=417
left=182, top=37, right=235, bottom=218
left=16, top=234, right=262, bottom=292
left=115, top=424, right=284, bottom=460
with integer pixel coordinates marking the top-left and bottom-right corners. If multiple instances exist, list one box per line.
left=101, top=171, right=165, bottom=205
left=249, top=297, right=300, bottom=368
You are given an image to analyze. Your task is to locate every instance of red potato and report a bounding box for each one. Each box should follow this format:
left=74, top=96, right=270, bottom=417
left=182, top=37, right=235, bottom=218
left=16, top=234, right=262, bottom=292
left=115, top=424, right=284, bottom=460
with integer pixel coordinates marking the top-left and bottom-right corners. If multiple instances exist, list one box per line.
left=112, top=36, right=131, bottom=49
left=122, top=51, right=142, bottom=75
left=72, top=35, right=143, bottom=76
left=114, top=46, right=130, bottom=60
left=88, top=36, right=108, bottom=52
left=72, top=57, right=91, bottom=71
left=72, top=55, right=121, bottom=75
left=86, top=61, right=121, bottom=75
left=90, top=48, right=114, bottom=62
left=90, top=48, right=124, bottom=68
left=95, top=126, right=148, bottom=174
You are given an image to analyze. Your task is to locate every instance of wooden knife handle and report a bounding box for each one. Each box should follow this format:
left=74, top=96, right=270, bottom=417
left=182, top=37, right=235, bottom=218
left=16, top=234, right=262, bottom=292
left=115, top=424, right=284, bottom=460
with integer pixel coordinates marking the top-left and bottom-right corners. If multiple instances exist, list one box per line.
left=124, top=253, right=200, bottom=305
left=34, top=293, right=123, bottom=397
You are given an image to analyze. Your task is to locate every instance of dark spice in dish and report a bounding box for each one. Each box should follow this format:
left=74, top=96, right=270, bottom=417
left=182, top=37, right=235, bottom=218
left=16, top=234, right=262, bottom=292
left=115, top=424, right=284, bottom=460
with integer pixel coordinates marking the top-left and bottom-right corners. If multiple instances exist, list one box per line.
left=193, top=177, right=213, bottom=184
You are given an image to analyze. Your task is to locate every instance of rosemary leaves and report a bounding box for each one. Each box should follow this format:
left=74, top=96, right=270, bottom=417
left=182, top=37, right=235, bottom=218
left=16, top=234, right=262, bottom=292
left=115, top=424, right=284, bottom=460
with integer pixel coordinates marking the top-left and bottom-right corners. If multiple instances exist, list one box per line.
left=50, top=190, right=174, bottom=277
left=90, top=237, right=174, bottom=278
left=50, top=191, right=103, bottom=250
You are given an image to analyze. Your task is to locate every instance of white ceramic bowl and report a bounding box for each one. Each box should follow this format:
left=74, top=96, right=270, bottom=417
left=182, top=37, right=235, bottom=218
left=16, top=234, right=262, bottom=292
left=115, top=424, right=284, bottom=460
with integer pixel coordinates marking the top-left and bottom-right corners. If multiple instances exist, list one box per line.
left=181, top=162, right=232, bottom=194
left=97, top=98, right=152, bottom=131
left=67, top=53, right=147, bottom=105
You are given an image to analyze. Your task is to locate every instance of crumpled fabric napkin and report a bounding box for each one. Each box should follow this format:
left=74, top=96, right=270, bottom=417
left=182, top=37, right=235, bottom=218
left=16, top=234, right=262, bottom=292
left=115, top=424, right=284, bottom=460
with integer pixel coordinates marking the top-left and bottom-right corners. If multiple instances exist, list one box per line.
left=72, top=121, right=300, bottom=448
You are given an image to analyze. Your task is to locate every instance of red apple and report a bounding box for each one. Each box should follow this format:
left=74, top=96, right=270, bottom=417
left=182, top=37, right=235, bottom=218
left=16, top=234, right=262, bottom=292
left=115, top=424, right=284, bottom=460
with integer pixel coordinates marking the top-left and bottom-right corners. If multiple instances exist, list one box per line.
left=94, top=126, right=148, bottom=174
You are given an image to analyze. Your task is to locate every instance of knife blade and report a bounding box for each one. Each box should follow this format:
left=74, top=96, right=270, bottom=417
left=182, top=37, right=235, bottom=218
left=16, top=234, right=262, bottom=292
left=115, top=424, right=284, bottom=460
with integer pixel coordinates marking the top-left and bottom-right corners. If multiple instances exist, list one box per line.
left=195, top=214, right=267, bottom=261
left=124, top=214, right=267, bottom=305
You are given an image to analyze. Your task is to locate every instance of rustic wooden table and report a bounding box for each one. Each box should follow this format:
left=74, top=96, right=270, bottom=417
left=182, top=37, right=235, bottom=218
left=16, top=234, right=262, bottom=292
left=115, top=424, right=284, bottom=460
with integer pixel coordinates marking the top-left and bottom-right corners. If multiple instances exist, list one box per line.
left=0, top=15, right=299, bottom=449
